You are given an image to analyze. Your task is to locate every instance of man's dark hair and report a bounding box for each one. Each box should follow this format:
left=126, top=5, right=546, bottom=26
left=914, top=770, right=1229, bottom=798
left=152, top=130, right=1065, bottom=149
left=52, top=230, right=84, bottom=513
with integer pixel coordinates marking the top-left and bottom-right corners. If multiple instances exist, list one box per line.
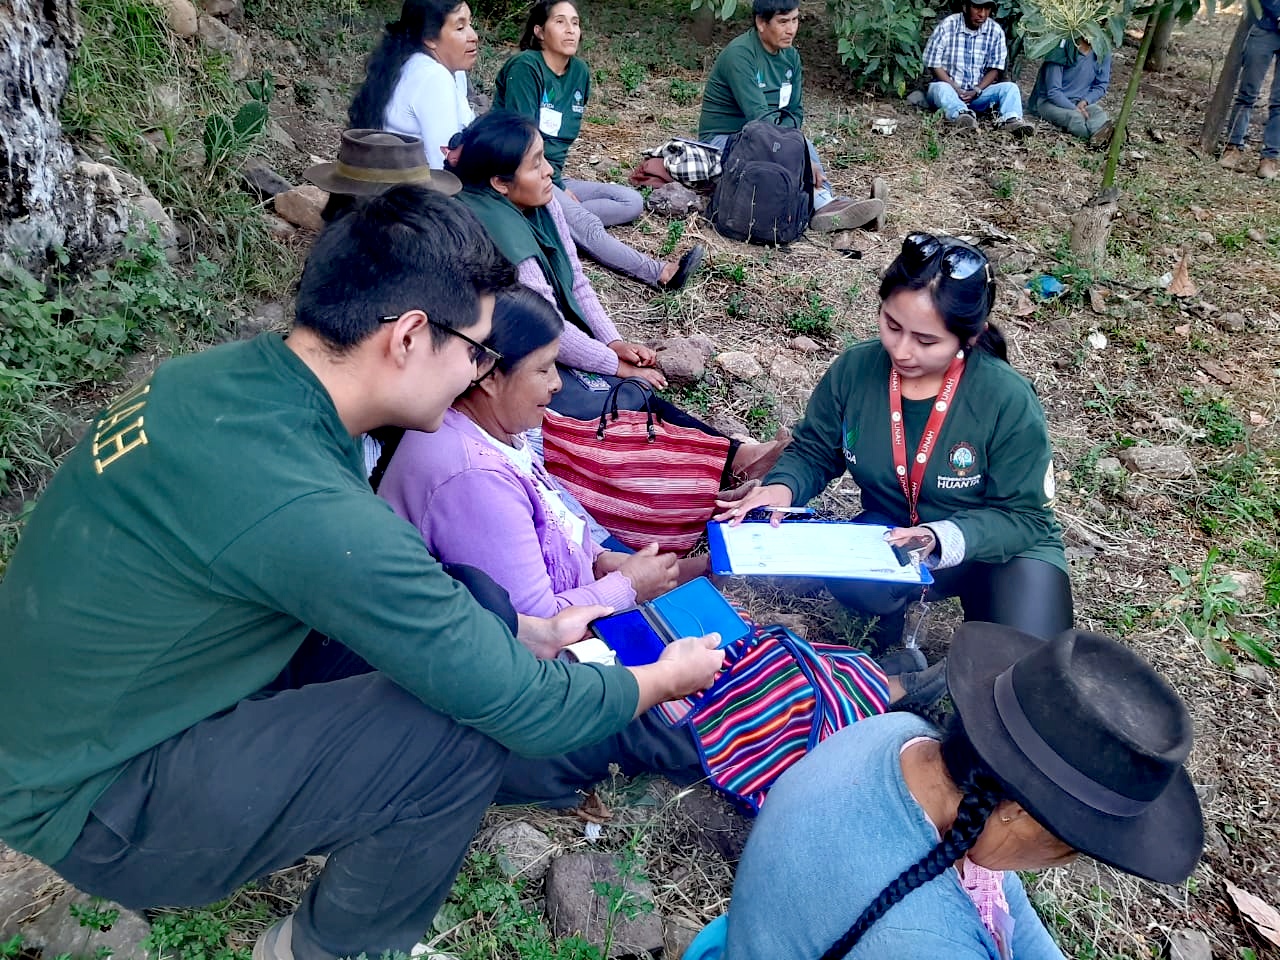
left=294, top=185, right=516, bottom=351
left=753, top=0, right=798, bottom=22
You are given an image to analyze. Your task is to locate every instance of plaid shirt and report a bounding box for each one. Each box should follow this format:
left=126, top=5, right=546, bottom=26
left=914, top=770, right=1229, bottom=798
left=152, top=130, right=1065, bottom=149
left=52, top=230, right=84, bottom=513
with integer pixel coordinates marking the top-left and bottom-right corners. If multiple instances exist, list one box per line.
left=923, top=13, right=1008, bottom=90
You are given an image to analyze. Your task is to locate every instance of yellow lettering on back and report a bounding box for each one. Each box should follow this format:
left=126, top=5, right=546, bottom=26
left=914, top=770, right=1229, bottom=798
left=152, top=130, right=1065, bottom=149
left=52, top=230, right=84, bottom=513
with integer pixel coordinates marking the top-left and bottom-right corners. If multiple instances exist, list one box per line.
left=92, top=383, right=153, bottom=474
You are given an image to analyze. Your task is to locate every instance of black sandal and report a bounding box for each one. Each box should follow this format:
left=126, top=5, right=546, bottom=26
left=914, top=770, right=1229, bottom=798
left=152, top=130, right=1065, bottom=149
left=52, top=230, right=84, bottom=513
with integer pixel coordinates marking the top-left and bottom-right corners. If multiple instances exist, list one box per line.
left=661, top=243, right=705, bottom=291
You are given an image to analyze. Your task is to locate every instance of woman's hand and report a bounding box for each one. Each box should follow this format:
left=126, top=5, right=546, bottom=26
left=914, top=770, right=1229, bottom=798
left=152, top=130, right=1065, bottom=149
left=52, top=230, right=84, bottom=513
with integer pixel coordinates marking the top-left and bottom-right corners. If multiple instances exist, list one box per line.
left=564, top=188, right=580, bottom=202
left=617, top=543, right=680, bottom=601
left=615, top=361, right=667, bottom=390
left=885, top=525, right=937, bottom=561
left=713, top=482, right=794, bottom=526
left=609, top=340, right=658, bottom=367
left=593, top=551, right=629, bottom=578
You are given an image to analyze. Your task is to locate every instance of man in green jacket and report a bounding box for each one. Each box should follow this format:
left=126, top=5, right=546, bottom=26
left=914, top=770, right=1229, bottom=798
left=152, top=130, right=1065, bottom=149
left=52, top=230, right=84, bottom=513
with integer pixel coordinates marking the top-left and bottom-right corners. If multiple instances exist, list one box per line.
left=0, top=186, right=723, bottom=960
left=698, top=0, right=886, bottom=232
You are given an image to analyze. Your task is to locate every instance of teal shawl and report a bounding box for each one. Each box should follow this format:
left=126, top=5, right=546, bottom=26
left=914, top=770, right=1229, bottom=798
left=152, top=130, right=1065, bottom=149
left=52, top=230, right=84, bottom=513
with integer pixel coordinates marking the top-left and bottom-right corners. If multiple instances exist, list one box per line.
left=456, top=184, right=590, bottom=333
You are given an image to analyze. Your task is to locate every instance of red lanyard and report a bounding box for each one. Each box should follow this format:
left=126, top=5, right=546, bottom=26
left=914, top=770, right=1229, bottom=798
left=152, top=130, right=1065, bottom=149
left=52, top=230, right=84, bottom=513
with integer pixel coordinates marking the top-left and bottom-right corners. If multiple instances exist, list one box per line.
left=889, top=352, right=966, bottom=526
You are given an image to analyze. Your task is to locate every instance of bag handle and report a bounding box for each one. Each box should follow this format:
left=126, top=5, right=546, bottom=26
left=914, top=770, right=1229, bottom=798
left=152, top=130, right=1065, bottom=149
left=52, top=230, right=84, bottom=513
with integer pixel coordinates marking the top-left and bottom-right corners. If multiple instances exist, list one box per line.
left=597, top=377, right=657, bottom=442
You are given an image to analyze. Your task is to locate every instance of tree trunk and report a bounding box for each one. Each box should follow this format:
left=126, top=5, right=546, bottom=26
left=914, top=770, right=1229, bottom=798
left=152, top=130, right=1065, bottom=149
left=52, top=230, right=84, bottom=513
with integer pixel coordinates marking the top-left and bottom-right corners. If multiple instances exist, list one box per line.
left=0, top=0, right=134, bottom=268
left=1069, top=188, right=1119, bottom=268
left=1199, top=11, right=1253, bottom=151
left=692, top=2, right=716, bottom=45
left=1102, top=9, right=1159, bottom=190
left=1144, top=8, right=1177, bottom=72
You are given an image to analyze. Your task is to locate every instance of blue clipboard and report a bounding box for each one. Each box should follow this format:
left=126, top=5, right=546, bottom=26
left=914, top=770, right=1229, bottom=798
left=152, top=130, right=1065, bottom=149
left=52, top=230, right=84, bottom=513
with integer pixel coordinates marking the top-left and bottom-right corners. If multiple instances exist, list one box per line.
left=706, top=520, right=934, bottom=585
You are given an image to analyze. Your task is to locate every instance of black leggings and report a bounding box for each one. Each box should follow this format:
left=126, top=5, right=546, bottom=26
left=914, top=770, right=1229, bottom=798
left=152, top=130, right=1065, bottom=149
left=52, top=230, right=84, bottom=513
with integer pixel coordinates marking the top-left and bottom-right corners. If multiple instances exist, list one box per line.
left=828, top=554, right=1074, bottom=651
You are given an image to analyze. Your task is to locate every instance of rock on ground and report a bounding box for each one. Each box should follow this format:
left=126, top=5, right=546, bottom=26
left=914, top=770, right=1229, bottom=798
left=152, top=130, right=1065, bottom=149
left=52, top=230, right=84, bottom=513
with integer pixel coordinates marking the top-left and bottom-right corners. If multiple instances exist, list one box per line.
left=1168, top=928, right=1212, bottom=960
left=663, top=915, right=704, bottom=959
left=790, top=335, right=821, bottom=353
left=544, top=853, right=664, bottom=958
left=714, top=351, right=763, bottom=380
left=655, top=337, right=712, bottom=385
left=0, top=845, right=150, bottom=960
left=1118, top=446, right=1195, bottom=479
left=274, top=185, right=329, bottom=232
left=242, top=159, right=293, bottom=200
left=157, top=0, right=198, bottom=35
left=196, top=16, right=253, bottom=80
left=769, top=354, right=808, bottom=385
left=478, top=820, right=556, bottom=883
left=645, top=182, right=703, bottom=217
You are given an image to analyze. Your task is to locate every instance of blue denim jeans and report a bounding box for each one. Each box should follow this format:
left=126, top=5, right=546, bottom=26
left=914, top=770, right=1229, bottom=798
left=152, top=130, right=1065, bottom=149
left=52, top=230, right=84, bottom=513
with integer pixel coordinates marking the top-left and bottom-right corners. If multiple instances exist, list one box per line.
left=926, top=80, right=1025, bottom=121
left=1227, top=23, right=1280, bottom=159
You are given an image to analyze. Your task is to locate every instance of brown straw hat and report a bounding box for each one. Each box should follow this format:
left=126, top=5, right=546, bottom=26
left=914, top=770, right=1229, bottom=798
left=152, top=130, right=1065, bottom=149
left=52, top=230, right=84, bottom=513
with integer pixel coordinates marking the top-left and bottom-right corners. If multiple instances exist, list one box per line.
left=948, top=624, right=1204, bottom=884
left=304, top=129, right=461, bottom=197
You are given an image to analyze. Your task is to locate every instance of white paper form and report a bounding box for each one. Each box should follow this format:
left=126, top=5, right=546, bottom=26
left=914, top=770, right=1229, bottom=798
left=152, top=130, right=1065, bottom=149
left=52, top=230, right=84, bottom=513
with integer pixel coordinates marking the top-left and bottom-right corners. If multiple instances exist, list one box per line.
left=713, top=522, right=929, bottom=583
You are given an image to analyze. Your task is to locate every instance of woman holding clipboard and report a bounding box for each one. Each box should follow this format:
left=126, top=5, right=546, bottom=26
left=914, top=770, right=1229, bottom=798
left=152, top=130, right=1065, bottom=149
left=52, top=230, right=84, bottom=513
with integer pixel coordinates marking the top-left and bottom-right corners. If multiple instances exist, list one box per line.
left=717, top=233, right=1072, bottom=650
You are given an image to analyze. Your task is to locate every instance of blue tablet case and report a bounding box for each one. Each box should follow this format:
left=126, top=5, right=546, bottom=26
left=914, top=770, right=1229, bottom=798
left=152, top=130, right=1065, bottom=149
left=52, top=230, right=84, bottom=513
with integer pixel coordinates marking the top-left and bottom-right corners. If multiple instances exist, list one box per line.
left=591, top=576, right=749, bottom=667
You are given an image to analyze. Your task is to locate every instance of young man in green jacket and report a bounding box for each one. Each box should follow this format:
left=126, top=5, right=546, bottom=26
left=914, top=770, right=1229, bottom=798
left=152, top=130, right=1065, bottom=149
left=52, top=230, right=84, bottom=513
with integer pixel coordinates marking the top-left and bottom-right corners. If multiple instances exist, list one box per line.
left=697, top=0, right=886, bottom=232
left=0, top=186, right=724, bottom=960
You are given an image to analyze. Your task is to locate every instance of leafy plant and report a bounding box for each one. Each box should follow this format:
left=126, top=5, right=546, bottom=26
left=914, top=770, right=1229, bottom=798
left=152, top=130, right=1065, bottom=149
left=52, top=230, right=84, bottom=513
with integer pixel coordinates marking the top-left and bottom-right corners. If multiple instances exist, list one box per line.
left=591, top=843, right=654, bottom=959
left=660, top=221, right=686, bottom=256
left=668, top=78, right=701, bottom=105
left=204, top=71, right=274, bottom=181
left=144, top=898, right=266, bottom=960
left=618, top=60, right=647, bottom=94
left=917, top=112, right=944, bottom=162
left=1168, top=549, right=1277, bottom=669
left=70, top=900, right=121, bottom=932
left=1178, top=388, right=1245, bottom=447
left=832, top=0, right=936, bottom=95
left=786, top=293, right=835, bottom=336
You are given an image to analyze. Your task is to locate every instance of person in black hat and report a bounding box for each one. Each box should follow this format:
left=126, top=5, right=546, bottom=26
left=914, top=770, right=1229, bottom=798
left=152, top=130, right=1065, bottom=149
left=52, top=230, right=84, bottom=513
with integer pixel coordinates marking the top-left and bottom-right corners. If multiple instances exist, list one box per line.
left=304, top=128, right=461, bottom=222
left=684, top=624, right=1204, bottom=960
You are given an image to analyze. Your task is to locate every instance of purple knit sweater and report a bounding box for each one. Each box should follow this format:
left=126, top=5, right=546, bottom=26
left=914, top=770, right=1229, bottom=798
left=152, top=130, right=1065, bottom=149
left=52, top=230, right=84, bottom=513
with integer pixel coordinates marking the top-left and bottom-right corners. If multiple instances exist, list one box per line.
left=516, top=197, right=624, bottom=375
left=378, top=409, right=636, bottom=618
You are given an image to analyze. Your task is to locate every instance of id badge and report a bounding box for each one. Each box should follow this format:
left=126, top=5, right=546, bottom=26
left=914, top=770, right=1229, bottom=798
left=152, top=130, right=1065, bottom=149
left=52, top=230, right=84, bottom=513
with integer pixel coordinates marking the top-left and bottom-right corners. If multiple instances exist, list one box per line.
left=538, top=104, right=564, bottom=136
left=778, top=82, right=793, bottom=108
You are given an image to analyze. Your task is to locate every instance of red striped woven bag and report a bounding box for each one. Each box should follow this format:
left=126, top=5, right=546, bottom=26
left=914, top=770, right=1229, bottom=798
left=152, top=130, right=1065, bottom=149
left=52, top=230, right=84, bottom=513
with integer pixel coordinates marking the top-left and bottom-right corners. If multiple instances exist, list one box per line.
left=541, top=378, right=730, bottom=555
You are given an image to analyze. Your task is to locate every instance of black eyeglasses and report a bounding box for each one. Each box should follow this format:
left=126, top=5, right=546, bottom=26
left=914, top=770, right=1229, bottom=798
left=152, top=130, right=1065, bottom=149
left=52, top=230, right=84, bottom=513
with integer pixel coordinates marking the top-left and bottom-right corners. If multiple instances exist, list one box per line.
left=902, top=232, right=993, bottom=287
left=379, top=314, right=504, bottom=378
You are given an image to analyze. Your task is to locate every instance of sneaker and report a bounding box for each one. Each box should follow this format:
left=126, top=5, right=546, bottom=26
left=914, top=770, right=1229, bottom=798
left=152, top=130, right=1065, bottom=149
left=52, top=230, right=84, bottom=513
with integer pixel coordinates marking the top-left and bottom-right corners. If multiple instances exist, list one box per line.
left=997, top=115, right=1035, bottom=139
left=1259, top=158, right=1278, bottom=180
left=810, top=197, right=884, bottom=233
left=869, top=176, right=889, bottom=231
left=890, top=658, right=949, bottom=713
left=950, top=110, right=978, bottom=131
left=1087, top=120, right=1115, bottom=149
left=1219, top=146, right=1244, bottom=170
left=253, top=917, right=296, bottom=960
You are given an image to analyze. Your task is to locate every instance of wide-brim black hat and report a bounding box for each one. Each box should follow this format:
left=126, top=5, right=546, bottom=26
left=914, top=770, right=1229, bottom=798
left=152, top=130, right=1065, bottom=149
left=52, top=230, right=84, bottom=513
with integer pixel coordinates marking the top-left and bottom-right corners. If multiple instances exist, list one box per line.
left=304, top=129, right=461, bottom=197
left=949, top=623, right=1204, bottom=884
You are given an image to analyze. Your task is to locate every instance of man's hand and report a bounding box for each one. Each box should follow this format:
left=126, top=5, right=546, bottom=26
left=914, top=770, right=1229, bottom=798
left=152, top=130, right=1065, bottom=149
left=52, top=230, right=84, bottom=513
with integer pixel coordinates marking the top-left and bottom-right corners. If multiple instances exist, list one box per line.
left=516, top=604, right=613, bottom=659
left=617, top=543, right=680, bottom=601
left=811, top=161, right=827, bottom=190
left=1076, top=100, right=1090, bottom=118
left=629, top=634, right=725, bottom=712
left=713, top=481, right=794, bottom=525
left=958, top=86, right=977, bottom=103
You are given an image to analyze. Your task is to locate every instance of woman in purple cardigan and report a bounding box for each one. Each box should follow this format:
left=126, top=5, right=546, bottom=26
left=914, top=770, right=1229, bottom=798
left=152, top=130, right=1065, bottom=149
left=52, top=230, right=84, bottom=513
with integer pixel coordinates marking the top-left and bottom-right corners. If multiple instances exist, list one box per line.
left=377, top=287, right=698, bottom=617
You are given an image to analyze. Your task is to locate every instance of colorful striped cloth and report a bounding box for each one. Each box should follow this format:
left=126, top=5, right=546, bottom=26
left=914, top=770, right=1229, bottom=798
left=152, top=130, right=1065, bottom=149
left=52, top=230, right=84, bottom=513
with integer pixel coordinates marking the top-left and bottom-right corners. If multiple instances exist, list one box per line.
left=677, top=623, right=890, bottom=815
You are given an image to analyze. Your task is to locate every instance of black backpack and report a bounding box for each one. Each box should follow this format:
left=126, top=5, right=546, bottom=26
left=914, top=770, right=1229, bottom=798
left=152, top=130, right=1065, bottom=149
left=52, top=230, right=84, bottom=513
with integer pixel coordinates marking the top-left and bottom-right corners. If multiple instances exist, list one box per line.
left=709, top=111, right=814, bottom=245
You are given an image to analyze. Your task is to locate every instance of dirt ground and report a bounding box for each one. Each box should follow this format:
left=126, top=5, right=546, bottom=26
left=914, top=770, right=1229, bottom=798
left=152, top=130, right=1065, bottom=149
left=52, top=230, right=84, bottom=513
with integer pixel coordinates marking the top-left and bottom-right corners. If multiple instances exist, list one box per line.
left=67, top=1, right=1280, bottom=956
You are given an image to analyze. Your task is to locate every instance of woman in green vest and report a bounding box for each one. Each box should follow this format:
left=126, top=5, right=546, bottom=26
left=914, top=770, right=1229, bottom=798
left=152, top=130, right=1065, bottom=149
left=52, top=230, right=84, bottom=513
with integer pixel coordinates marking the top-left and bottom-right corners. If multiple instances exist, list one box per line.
left=716, top=234, right=1073, bottom=651
left=494, top=0, right=704, bottom=291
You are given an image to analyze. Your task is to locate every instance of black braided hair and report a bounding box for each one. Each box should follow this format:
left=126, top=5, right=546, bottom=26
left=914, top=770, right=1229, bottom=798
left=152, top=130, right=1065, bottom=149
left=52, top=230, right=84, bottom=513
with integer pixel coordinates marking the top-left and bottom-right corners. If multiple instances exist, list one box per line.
left=368, top=426, right=407, bottom=493
left=818, top=725, right=1005, bottom=960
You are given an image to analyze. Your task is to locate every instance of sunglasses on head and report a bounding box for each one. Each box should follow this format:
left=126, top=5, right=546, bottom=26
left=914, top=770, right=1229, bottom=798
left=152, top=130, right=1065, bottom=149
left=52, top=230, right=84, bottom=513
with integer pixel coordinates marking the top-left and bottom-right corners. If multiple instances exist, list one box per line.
left=902, top=232, right=992, bottom=285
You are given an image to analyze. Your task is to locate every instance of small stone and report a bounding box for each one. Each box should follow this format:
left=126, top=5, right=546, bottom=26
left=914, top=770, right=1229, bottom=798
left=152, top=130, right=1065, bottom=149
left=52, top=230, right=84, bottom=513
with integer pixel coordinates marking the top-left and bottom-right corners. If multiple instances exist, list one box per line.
left=266, top=120, right=300, bottom=153
left=1247, top=227, right=1266, bottom=244
left=1195, top=231, right=1215, bottom=246
left=202, top=0, right=242, bottom=21
left=1204, top=824, right=1230, bottom=860
left=1188, top=205, right=1207, bottom=222
left=769, top=355, right=808, bottom=383
left=1198, top=359, right=1233, bottom=385
left=242, top=160, right=293, bottom=200
left=154, top=83, right=182, bottom=115
left=481, top=821, right=556, bottom=883
left=790, top=336, right=821, bottom=353
left=131, top=195, right=177, bottom=250
left=656, top=338, right=709, bottom=386
left=274, top=185, right=329, bottom=232
left=905, top=89, right=927, bottom=108
left=663, top=916, right=705, bottom=960
left=545, top=853, right=664, bottom=958
left=196, top=16, right=253, bottom=80
left=1033, top=200, right=1054, bottom=217
left=1088, top=288, right=1107, bottom=314
left=1117, top=446, right=1195, bottom=479
left=1235, top=662, right=1270, bottom=684
left=1094, top=457, right=1125, bottom=481
left=714, top=351, right=763, bottom=379
left=263, top=214, right=297, bottom=240
left=157, top=0, right=198, bottom=35
left=645, top=182, right=703, bottom=217
left=1217, top=311, right=1246, bottom=332
left=1168, top=928, right=1211, bottom=960
left=1224, top=569, right=1263, bottom=602
left=1087, top=331, right=1108, bottom=350
left=707, top=412, right=751, bottom=439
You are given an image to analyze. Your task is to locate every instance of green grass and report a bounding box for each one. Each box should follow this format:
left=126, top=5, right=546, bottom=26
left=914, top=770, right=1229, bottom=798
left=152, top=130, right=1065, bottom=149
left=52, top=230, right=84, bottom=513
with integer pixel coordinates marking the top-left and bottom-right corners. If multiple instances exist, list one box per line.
left=786, top=294, right=835, bottom=337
